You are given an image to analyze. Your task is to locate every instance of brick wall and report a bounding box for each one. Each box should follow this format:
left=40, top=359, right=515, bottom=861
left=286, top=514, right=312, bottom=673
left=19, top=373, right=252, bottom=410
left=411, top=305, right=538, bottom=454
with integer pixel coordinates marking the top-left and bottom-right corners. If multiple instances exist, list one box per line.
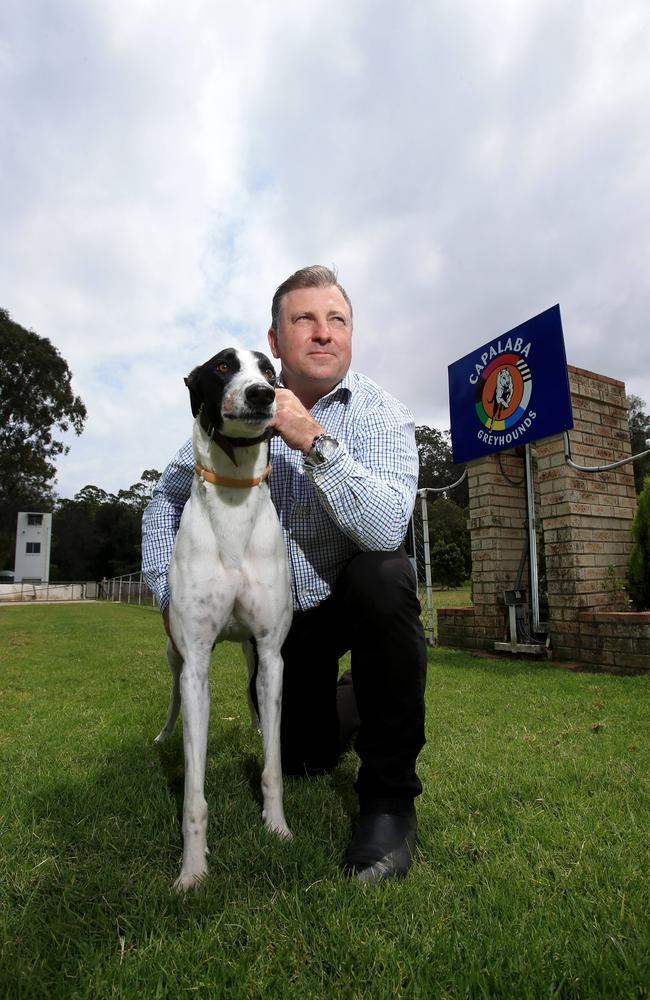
left=437, top=366, right=650, bottom=673
left=538, top=366, right=638, bottom=663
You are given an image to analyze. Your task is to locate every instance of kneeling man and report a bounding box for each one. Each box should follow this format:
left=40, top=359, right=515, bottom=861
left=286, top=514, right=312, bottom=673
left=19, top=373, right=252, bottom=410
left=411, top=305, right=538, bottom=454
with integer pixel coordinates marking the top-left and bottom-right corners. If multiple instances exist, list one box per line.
left=142, top=265, right=427, bottom=883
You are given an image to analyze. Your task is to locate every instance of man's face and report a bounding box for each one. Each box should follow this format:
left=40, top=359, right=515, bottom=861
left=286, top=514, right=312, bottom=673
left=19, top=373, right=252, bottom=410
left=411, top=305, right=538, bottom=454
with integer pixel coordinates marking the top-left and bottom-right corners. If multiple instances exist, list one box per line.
left=267, top=285, right=352, bottom=397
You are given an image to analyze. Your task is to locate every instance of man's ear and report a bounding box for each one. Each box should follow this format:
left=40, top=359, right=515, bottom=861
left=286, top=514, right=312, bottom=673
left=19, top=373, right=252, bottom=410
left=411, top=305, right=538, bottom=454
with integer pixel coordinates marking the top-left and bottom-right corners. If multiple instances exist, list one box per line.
left=267, top=326, right=280, bottom=360
left=184, top=367, right=203, bottom=417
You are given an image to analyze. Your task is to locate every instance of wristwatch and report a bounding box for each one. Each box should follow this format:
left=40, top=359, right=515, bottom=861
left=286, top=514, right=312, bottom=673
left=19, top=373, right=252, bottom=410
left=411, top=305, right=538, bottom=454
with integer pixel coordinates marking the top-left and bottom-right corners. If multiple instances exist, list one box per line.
left=305, top=433, right=339, bottom=466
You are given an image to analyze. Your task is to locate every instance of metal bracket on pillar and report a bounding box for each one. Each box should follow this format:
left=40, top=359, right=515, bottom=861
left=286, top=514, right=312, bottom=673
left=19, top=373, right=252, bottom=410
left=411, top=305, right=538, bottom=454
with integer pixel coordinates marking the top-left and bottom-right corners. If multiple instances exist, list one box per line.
left=495, top=588, right=550, bottom=655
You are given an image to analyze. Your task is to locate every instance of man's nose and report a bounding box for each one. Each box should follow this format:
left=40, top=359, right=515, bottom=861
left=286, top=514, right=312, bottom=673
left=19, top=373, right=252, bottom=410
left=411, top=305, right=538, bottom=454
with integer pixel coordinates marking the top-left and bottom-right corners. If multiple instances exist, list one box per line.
left=311, top=317, right=332, bottom=341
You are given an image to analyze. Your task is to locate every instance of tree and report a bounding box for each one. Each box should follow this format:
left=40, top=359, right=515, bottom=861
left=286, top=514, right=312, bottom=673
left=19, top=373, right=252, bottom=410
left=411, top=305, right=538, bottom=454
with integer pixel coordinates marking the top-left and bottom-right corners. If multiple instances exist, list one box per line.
left=415, top=425, right=468, bottom=507
left=115, top=469, right=161, bottom=511
left=429, top=539, right=466, bottom=589
left=628, top=395, right=650, bottom=494
left=627, top=475, right=650, bottom=611
left=49, top=471, right=162, bottom=581
left=0, top=309, right=86, bottom=567
left=426, top=497, right=471, bottom=580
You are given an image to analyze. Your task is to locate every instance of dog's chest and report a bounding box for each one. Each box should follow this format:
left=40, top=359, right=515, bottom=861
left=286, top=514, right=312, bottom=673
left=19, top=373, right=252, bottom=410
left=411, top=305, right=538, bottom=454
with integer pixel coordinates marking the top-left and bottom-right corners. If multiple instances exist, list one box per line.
left=175, top=484, right=267, bottom=562
left=169, top=481, right=285, bottom=640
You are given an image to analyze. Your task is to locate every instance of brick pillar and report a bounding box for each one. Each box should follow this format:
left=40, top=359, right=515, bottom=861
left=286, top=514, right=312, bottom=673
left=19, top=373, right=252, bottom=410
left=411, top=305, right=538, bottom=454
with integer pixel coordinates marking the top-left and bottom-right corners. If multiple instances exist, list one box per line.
left=536, top=367, right=636, bottom=660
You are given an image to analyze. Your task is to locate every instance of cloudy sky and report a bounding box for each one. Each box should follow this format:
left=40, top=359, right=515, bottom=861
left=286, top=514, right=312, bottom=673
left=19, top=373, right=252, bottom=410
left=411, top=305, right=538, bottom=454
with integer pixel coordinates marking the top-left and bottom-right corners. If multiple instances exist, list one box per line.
left=2, top=0, right=649, bottom=498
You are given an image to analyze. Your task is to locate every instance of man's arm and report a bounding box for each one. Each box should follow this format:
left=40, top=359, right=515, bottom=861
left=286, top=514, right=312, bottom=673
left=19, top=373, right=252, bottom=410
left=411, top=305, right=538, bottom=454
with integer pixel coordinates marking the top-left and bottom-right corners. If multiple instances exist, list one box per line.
left=307, top=403, right=418, bottom=551
left=141, top=439, right=194, bottom=614
left=273, top=388, right=418, bottom=551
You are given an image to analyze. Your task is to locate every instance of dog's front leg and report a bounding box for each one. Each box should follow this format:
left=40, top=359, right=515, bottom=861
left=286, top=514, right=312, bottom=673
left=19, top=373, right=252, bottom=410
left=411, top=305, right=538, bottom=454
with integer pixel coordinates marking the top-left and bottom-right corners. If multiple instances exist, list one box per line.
left=255, top=639, right=292, bottom=841
left=174, top=650, right=211, bottom=892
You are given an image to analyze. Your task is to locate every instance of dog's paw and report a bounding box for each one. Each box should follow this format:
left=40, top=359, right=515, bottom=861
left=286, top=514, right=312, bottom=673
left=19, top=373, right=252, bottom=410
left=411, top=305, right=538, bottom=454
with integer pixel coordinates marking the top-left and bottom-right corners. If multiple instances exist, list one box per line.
left=172, top=868, right=208, bottom=893
left=154, top=728, right=170, bottom=744
left=265, top=820, right=293, bottom=841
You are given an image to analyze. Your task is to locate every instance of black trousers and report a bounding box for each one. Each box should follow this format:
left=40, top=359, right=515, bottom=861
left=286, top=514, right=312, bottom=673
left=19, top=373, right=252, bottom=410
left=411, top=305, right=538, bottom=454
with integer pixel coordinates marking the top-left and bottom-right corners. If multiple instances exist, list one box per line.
left=257, top=547, right=427, bottom=812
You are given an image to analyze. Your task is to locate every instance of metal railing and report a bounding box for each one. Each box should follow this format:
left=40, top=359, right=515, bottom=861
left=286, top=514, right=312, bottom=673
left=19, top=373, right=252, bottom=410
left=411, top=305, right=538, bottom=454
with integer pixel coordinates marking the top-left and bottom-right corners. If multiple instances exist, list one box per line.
left=411, top=498, right=435, bottom=645
left=0, top=581, right=99, bottom=603
left=99, top=572, right=157, bottom=607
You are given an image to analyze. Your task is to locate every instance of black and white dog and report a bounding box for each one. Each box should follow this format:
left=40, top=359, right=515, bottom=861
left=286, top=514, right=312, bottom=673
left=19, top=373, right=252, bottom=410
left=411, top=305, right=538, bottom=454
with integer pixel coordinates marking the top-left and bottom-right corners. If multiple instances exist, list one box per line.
left=155, top=348, right=293, bottom=892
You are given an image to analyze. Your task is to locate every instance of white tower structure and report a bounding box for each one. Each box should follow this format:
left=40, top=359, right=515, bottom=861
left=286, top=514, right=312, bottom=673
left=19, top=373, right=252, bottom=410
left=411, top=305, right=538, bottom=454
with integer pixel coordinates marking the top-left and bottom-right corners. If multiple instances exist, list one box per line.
left=14, top=512, right=53, bottom=583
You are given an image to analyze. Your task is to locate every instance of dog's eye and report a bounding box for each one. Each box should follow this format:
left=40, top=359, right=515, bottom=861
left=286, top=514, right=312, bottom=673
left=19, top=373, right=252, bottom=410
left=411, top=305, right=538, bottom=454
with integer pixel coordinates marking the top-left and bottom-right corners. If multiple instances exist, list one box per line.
left=265, top=369, right=276, bottom=383
left=216, top=362, right=230, bottom=374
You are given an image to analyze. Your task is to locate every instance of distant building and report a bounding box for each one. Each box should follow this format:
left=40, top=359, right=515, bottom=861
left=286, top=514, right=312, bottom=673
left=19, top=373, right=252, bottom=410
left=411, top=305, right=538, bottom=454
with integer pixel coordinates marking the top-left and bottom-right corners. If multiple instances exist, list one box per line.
left=14, top=512, right=52, bottom=583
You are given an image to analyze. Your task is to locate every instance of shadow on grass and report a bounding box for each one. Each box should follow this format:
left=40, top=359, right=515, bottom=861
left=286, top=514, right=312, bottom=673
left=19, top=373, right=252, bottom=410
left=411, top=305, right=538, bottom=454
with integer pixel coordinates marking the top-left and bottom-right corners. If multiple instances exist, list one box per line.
left=154, top=721, right=359, bottom=832
left=3, top=726, right=358, bottom=997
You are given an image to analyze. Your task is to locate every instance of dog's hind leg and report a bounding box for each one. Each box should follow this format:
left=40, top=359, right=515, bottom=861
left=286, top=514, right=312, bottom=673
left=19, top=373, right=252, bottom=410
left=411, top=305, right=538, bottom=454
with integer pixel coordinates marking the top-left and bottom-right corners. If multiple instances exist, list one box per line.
left=242, top=638, right=261, bottom=730
left=154, top=640, right=183, bottom=744
left=255, top=638, right=292, bottom=841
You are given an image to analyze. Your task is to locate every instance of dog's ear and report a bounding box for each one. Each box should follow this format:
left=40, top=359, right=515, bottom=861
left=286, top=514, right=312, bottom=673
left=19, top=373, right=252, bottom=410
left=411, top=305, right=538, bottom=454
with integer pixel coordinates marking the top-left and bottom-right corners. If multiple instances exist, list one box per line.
left=184, top=367, right=203, bottom=417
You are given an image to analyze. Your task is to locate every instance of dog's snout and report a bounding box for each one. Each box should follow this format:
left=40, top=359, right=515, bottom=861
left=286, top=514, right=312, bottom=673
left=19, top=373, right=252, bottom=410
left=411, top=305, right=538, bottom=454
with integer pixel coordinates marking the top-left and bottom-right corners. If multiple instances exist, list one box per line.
left=246, top=383, right=275, bottom=408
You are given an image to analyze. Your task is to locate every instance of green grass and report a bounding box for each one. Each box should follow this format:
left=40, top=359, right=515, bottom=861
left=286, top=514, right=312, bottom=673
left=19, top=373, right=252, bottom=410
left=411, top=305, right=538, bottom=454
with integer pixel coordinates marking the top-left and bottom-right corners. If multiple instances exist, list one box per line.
left=418, top=582, right=472, bottom=641
left=1, top=602, right=649, bottom=999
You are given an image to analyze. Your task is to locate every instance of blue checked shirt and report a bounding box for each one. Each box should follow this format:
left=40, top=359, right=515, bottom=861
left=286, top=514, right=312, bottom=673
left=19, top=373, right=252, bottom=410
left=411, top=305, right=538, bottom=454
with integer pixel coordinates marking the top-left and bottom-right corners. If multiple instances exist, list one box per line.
left=141, top=369, right=419, bottom=613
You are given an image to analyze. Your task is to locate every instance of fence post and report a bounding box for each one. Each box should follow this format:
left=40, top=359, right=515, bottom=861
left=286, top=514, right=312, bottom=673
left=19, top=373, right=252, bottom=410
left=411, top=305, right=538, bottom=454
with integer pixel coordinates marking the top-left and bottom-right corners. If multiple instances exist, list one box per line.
left=420, top=492, right=435, bottom=646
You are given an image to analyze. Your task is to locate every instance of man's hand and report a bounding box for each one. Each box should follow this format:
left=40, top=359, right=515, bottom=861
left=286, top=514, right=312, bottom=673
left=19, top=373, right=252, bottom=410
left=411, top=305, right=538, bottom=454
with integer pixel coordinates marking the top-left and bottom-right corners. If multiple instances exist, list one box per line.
left=271, top=388, right=326, bottom=454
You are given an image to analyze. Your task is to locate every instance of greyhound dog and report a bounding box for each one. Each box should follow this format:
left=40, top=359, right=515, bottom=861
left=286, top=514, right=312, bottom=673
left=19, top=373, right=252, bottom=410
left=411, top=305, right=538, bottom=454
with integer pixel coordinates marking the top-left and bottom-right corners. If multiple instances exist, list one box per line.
left=155, top=348, right=293, bottom=892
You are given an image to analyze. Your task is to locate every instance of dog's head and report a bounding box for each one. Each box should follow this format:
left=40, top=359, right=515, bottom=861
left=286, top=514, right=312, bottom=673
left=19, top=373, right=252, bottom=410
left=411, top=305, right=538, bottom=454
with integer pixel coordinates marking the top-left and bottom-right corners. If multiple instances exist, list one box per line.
left=185, top=348, right=277, bottom=437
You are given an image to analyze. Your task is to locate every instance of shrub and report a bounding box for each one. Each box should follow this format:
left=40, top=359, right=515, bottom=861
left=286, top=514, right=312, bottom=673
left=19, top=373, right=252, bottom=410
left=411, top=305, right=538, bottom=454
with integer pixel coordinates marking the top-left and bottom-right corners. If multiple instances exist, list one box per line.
left=430, top=539, right=466, bottom=588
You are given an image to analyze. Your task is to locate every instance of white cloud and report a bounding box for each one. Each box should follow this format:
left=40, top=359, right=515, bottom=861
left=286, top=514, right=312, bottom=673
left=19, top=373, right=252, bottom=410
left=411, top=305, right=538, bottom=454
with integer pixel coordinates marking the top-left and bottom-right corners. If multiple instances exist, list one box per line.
left=1, top=0, right=650, bottom=498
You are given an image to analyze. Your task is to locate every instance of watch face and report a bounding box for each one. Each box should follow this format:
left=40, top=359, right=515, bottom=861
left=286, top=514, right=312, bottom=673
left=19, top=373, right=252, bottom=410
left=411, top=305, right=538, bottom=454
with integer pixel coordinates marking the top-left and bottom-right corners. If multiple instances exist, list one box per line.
left=317, top=435, right=338, bottom=461
left=307, top=434, right=338, bottom=465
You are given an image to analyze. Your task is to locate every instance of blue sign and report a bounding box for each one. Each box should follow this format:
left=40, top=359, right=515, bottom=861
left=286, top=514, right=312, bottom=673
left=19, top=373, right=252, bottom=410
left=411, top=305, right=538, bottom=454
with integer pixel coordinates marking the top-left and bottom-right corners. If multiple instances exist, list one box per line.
left=448, top=304, right=573, bottom=464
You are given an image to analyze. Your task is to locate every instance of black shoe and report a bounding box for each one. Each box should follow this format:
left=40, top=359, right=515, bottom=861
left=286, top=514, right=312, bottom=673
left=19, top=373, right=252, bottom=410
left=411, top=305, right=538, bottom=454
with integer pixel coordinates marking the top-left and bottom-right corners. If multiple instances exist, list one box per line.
left=342, top=810, right=417, bottom=883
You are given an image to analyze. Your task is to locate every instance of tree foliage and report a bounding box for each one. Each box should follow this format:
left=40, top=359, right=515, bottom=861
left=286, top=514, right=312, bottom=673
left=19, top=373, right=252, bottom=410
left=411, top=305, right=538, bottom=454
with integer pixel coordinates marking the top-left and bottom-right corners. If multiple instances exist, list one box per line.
left=415, top=425, right=468, bottom=507
left=627, top=475, right=650, bottom=610
left=50, top=471, right=161, bottom=581
left=415, top=425, right=471, bottom=586
left=628, top=394, right=650, bottom=494
left=0, top=309, right=87, bottom=567
left=424, top=498, right=471, bottom=587
left=429, top=539, right=467, bottom=589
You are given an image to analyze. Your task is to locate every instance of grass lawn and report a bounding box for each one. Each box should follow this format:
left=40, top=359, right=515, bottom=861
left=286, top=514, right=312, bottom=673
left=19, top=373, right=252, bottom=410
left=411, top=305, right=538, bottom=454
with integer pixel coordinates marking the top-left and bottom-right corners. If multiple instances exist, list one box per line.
left=417, top=582, right=472, bottom=641
left=1, top=601, right=649, bottom=999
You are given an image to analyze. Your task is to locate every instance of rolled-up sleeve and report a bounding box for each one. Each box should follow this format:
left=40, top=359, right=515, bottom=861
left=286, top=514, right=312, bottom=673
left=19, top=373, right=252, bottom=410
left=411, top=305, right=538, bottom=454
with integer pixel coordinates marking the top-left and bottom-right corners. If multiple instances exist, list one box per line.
left=141, top=440, right=194, bottom=611
left=305, top=398, right=418, bottom=551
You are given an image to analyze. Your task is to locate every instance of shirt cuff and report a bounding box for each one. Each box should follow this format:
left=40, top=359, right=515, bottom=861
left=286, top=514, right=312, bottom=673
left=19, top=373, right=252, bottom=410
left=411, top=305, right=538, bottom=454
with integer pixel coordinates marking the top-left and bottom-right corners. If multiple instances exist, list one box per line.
left=303, top=443, right=354, bottom=489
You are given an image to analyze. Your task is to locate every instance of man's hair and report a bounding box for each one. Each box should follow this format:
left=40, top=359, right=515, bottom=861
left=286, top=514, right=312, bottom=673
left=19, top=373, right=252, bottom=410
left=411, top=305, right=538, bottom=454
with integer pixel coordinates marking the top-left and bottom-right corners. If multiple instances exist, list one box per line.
left=270, top=265, right=353, bottom=331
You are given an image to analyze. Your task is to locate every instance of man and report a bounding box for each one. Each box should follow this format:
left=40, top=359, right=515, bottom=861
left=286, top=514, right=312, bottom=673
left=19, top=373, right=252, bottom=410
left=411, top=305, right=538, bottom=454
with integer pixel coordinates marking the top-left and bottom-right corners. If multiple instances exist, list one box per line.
left=142, top=265, right=427, bottom=883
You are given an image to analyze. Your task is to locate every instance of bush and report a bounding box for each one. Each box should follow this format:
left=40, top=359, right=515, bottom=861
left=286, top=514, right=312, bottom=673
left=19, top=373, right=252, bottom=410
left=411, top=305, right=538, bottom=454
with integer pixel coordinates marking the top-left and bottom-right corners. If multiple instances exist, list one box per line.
left=426, top=498, right=471, bottom=578
left=430, top=539, right=466, bottom=588
left=627, top=476, right=650, bottom=610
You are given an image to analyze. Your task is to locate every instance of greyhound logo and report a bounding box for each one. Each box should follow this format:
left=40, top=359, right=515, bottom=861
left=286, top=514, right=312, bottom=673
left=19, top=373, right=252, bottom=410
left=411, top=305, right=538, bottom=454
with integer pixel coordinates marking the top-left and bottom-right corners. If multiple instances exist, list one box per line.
left=475, top=353, right=532, bottom=432
left=489, top=369, right=514, bottom=421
